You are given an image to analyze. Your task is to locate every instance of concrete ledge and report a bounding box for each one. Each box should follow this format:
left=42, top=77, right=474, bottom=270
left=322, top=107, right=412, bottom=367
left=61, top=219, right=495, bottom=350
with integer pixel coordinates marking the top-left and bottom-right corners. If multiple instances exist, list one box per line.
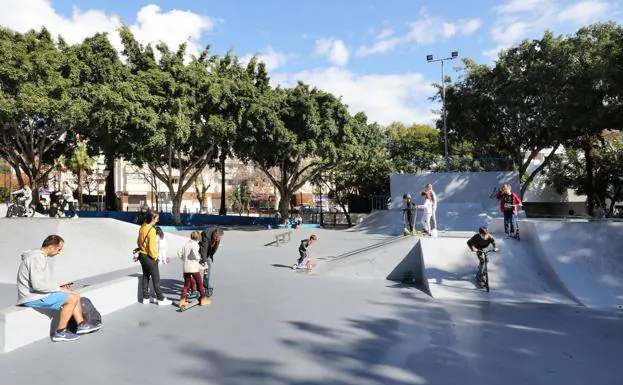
left=0, top=276, right=138, bottom=353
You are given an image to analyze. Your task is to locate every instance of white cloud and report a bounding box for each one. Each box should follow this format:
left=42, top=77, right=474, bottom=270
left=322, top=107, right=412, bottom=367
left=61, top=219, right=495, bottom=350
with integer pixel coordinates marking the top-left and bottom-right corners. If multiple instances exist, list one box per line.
left=559, top=1, right=614, bottom=24
left=376, top=28, right=395, bottom=40
left=495, top=0, right=552, bottom=14
left=314, top=38, right=350, bottom=66
left=272, top=67, right=436, bottom=126
left=485, top=0, right=619, bottom=59
left=0, top=1, right=214, bottom=58
left=356, top=8, right=481, bottom=57
left=240, top=46, right=289, bottom=71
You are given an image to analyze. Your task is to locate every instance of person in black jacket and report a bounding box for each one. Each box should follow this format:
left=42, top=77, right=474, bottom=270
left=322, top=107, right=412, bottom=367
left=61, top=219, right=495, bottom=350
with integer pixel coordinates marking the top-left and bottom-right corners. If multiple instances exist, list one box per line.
left=467, top=227, right=499, bottom=284
left=199, top=227, right=223, bottom=296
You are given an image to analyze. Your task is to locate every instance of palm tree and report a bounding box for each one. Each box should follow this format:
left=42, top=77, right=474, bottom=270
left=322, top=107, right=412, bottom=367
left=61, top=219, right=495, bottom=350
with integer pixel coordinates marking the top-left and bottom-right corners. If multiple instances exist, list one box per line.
left=67, top=141, right=95, bottom=207
left=53, top=155, right=67, bottom=191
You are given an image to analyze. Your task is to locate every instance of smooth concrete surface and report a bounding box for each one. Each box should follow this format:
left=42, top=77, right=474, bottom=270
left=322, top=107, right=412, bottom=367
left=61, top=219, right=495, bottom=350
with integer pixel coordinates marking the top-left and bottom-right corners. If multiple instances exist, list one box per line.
left=0, top=218, right=190, bottom=284
left=388, top=172, right=525, bottom=232
left=389, top=172, right=520, bottom=211
left=0, top=209, right=621, bottom=383
left=532, top=221, right=623, bottom=309
left=315, top=236, right=421, bottom=281
left=0, top=261, right=621, bottom=385
left=419, top=236, right=578, bottom=305
left=0, top=276, right=138, bottom=353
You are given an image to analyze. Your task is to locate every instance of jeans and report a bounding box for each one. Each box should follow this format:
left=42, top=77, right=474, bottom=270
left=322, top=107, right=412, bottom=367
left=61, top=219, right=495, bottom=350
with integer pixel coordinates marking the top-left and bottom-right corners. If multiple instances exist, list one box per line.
left=297, top=251, right=308, bottom=267
left=203, top=258, right=214, bottom=289
left=138, top=254, right=164, bottom=300
left=503, top=210, right=517, bottom=234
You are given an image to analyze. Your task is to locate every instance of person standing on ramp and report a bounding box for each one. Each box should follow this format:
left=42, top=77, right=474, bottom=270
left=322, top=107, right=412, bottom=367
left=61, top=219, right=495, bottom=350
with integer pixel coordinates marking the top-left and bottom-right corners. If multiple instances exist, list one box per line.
left=402, top=194, right=415, bottom=235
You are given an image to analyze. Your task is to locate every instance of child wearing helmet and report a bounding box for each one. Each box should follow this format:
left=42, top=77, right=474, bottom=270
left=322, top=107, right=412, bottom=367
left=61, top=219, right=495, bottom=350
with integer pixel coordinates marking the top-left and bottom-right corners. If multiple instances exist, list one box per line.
left=403, top=194, right=415, bottom=235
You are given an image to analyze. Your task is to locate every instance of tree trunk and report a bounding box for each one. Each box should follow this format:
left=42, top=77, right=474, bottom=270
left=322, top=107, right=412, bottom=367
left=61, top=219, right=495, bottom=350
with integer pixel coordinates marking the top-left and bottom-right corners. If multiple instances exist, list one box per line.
left=585, top=144, right=595, bottom=216
left=12, top=163, right=24, bottom=189
left=171, top=191, right=182, bottom=225
left=77, top=168, right=84, bottom=207
left=219, top=156, right=227, bottom=216
left=104, top=156, right=117, bottom=211
left=278, top=191, right=291, bottom=220
left=338, top=199, right=352, bottom=227
left=520, top=143, right=561, bottom=199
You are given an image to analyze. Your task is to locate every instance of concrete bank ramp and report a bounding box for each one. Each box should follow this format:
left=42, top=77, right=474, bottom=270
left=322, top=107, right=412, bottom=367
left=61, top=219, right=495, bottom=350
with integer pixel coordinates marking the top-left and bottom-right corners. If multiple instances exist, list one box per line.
left=531, top=221, right=623, bottom=309
left=315, top=236, right=422, bottom=281
left=0, top=218, right=189, bottom=284
left=387, top=171, right=525, bottom=232
left=418, top=236, right=579, bottom=305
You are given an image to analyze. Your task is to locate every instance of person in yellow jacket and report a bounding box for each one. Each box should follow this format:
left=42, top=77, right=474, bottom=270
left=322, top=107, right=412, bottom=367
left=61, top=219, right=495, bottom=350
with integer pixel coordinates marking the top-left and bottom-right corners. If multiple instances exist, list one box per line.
left=137, top=212, right=171, bottom=305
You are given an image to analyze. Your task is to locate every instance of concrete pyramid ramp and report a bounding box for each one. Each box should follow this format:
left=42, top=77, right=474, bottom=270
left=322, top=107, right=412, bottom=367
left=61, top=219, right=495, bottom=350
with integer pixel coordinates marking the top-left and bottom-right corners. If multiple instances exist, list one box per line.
left=315, top=236, right=422, bottom=281
left=348, top=210, right=406, bottom=236
left=0, top=218, right=189, bottom=284
left=531, top=221, right=623, bottom=309
left=418, top=236, right=578, bottom=305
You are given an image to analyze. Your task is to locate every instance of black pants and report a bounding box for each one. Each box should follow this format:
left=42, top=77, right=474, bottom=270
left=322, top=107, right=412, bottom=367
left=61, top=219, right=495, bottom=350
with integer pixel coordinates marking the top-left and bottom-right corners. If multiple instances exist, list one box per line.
left=404, top=210, right=414, bottom=231
left=138, top=254, right=164, bottom=300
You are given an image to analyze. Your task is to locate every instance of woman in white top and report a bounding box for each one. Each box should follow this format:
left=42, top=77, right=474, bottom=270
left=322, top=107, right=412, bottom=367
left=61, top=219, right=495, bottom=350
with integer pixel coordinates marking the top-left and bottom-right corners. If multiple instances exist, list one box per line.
left=425, top=183, right=437, bottom=230
left=416, top=191, right=433, bottom=234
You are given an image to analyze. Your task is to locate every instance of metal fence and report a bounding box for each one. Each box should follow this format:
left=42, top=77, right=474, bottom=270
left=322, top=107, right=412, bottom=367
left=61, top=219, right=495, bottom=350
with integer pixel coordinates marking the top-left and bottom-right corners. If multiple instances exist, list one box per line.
left=370, top=195, right=391, bottom=211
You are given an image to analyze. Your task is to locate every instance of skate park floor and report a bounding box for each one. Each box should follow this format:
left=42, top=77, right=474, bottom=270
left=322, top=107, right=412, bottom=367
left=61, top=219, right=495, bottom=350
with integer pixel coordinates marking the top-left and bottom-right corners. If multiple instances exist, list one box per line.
left=0, top=217, right=622, bottom=385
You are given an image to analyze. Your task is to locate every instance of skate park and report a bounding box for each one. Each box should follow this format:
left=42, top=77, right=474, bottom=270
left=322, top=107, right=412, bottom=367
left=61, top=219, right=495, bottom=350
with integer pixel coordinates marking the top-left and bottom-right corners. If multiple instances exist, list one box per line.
left=0, top=171, right=622, bottom=385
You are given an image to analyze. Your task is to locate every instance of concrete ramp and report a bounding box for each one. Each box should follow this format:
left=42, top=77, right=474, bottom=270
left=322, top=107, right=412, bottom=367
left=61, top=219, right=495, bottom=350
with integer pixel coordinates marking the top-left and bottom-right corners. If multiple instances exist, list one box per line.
left=388, top=172, right=524, bottom=232
left=418, top=236, right=578, bottom=305
left=531, top=221, right=623, bottom=309
left=348, top=210, right=406, bottom=236
left=315, top=236, right=422, bottom=281
left=0, top=218, right=189, bottom=284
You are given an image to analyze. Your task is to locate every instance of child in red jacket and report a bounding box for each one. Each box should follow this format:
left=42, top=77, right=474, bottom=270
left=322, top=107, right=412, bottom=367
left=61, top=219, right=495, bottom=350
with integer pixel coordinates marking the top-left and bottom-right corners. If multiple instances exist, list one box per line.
left=495, top=184, right=522, bottom=236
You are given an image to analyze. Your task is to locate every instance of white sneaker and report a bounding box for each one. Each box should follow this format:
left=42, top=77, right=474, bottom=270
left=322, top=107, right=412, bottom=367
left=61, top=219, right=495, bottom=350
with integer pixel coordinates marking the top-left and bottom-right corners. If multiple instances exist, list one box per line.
left=156, top=298, right=172, bottom=306
left=141, top=298, right=152, bottom=305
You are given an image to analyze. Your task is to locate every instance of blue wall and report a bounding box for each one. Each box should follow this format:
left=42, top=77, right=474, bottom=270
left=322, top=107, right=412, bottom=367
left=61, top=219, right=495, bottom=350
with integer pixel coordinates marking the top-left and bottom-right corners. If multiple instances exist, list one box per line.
left=76, top=211, right=280, bottom=228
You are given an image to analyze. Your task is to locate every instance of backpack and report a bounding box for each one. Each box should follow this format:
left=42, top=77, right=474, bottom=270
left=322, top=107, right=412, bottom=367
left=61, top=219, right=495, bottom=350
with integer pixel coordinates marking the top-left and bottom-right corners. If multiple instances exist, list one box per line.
left=67, top=297, right=102, bottom=332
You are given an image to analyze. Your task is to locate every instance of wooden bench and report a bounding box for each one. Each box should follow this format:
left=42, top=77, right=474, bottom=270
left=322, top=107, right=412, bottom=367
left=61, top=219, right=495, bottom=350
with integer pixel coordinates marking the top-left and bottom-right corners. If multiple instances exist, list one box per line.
left=274, top=231, right=292, bottom=246
left=0, top=276, right=139, bottom=353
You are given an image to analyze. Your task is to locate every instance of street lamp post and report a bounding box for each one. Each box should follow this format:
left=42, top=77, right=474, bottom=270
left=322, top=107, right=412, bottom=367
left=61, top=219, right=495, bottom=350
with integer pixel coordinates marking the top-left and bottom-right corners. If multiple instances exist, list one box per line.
left=427, top=51, right=458, bottom=173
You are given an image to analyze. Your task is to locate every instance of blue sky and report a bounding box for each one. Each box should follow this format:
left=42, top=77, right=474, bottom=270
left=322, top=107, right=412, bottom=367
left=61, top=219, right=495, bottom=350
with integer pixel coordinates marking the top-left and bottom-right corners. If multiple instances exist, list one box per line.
left=1, top=0, right=621, bottom=125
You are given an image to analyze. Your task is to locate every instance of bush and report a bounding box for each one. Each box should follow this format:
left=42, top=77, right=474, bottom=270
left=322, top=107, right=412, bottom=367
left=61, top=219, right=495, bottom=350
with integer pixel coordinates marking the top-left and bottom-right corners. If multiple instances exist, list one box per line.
left=0, top=187, right=9, bottom=202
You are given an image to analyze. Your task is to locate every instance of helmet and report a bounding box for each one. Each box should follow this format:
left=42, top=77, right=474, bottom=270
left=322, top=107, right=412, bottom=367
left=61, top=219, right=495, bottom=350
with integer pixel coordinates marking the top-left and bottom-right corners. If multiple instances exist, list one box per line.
left=403, top=194, right=411, bottom=200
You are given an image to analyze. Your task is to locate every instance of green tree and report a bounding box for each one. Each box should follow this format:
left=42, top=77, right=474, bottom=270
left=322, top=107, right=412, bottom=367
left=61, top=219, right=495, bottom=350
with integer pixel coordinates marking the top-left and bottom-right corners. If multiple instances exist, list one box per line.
left=71, top=32, right=130, bottom=211
left=237, top=81, right=358, bottom=219
left=0, top=28, right=84, bottom=195
left=118, top=27, right=234, bottom=224
left=557, top=23, right=623, bottom=215
left=546, top=132, right=623, bottom=215
left=386, top=122, right=442, bottom=173
left=66, top=140, right=96, bottom=206
left=314, top=115, right=391, bottom=225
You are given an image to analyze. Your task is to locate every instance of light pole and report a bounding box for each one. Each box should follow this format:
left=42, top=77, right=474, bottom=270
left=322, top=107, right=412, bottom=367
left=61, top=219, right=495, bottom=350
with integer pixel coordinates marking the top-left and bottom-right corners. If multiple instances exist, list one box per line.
left=427, top=51, right=458, bottom=173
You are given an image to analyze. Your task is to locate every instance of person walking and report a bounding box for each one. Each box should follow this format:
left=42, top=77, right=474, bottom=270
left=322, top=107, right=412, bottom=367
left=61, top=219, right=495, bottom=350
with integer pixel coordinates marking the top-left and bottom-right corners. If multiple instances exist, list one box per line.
left=137, top=212, right=171, bottom=305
